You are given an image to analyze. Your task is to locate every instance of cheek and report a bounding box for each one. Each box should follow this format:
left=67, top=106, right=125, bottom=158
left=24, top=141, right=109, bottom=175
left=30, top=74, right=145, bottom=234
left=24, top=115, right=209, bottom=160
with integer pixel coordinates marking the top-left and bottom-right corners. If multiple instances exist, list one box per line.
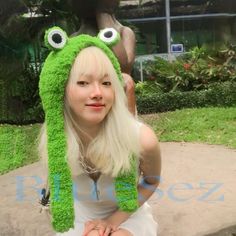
left=109, top=90, right=115, bottom=105
left=66, top=85, right=81, bottom=107
left=65, top=86, right=73, bottom=105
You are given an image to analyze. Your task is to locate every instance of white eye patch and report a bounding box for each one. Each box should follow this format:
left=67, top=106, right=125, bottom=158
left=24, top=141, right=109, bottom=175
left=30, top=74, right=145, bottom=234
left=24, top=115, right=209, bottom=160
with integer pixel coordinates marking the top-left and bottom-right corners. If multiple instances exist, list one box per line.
left=47, top=28, right=68, bottom=50
left=98, top=28, right=120, bottom=47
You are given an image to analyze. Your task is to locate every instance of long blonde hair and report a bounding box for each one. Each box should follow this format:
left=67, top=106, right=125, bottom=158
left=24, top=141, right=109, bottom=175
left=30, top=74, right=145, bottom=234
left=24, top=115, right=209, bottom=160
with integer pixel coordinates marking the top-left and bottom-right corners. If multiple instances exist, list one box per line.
left=39, top=46, right=141, bottom=177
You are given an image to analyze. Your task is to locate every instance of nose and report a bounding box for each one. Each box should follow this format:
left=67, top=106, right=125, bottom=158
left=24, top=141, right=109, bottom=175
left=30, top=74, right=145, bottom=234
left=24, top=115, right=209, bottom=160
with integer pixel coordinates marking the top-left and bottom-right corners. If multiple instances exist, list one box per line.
left=90, top=83, right=102, bottom=99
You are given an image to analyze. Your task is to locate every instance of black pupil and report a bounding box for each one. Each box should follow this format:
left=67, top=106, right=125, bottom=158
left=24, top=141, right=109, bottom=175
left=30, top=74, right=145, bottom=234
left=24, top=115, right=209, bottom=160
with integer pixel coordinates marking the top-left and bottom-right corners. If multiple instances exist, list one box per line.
left=104, top=31, right=113, bottom=38
left=52, top=33, right=62, bottom=44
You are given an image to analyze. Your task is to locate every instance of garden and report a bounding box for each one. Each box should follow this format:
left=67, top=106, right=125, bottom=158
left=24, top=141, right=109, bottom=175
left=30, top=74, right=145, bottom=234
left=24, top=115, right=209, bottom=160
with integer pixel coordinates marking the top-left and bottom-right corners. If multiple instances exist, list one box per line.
left=1, top=1, right=236, bottom=175
left=135, top=44, right=236, bottom=113
left=1, top=43, right=236, bottom=175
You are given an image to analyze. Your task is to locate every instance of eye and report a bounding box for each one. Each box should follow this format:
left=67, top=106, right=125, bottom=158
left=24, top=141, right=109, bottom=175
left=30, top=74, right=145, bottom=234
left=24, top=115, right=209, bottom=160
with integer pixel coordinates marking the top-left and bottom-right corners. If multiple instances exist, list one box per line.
left=103, top=81, right=112, bottom=86
left=76, top=81, right=88, bottom=86
left=98, top=28, right=120, bottom=47
left=45, top=27, right=68, bottom=51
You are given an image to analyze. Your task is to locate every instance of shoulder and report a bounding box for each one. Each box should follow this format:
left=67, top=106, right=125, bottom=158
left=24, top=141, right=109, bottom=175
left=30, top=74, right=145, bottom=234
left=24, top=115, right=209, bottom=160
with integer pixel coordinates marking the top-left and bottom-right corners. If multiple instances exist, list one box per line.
left=121, top=26, right=135, bottom=37
left=121, top=26, right=136, bottom=43
left=139, top=123, right=160, bottom=155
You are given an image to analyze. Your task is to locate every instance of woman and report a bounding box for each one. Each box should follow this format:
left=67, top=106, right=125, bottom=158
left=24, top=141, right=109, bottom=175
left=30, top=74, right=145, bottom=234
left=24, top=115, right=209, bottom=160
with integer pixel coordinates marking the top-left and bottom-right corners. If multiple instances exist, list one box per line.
left=70, top=0, right=137, bottom=115
left=39, top=27, right=161, bottom=236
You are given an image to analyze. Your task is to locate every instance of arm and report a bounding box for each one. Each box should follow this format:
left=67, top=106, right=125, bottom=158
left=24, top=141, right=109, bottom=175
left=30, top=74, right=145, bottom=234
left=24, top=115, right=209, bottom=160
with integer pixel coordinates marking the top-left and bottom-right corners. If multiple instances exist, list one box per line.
left=82, top=125, right=161, bottom=235
left=102, top=124, right=162, bottom=228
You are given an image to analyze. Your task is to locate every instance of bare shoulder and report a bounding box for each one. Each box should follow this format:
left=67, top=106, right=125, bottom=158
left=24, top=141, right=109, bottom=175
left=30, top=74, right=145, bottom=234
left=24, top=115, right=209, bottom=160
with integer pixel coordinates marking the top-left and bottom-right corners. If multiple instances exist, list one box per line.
left=139, top=123, right=160, bottom=155
left=121, top=26, right=136, bottom=46
left=121, top=26, right=135, bottom=37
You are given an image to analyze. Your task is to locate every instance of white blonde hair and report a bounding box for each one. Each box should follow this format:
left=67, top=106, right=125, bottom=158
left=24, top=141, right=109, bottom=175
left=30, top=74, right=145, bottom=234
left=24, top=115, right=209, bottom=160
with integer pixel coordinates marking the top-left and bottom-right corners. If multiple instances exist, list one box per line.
left=39, top=46, right=141, bottom=177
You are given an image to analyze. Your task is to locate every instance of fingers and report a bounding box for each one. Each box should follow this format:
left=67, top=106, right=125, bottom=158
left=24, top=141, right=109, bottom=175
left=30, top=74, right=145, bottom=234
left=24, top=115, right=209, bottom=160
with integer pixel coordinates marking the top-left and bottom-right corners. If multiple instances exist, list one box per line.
left=83, top=221, right=97, bottom=236
left=103, top=226, right=113, bottom=236
left=98, top=225, right=106, bottom=235
left=83, top=220, right=117, bottom=236
left=98, top=225, right=114, bottom=236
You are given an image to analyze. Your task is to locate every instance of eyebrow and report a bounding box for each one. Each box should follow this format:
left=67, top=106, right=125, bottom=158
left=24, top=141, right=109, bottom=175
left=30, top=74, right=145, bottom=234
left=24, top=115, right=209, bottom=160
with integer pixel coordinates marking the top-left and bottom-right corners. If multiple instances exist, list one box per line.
left=81, top=73, right=109, bottom=79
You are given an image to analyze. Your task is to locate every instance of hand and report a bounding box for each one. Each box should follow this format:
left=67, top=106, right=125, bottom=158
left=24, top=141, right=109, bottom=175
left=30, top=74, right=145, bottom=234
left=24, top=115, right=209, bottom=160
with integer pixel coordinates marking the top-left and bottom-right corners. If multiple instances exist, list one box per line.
left=82, top=219, right=117, bottom=236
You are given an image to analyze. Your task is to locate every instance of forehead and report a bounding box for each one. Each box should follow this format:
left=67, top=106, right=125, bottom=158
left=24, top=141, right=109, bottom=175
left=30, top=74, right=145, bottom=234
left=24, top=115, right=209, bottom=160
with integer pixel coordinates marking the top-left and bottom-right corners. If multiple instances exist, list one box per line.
left=69, top=47, right=115, bottom=81
left=80, top=72, right=109, bottom=79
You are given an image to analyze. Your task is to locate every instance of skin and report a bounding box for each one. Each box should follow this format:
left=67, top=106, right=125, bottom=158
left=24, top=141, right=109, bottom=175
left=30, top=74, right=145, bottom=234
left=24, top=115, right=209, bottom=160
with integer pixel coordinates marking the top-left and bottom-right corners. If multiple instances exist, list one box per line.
left=66, top=72, right=114, bottom=135
left=95, top=12, right=136, bottom=115
left=64, top=2, right=161, bottom=234
left=66, top=54, right=161, bottom=236
left=82, top=124, right=161, bottom=236
left=70, top=0, right=137, bottom=115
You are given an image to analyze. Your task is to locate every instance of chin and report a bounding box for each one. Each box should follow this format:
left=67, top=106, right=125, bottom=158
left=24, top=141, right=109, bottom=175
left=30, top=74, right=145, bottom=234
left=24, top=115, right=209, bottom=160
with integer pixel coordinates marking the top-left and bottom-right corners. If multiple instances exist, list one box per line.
left=86, top=116, right=106, bottom=125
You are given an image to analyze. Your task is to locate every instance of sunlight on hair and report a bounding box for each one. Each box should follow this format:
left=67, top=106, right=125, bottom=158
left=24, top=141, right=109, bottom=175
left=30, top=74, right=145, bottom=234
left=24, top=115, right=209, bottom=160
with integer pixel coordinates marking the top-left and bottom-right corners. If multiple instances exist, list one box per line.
left=39, top=46, right=142, bottom=177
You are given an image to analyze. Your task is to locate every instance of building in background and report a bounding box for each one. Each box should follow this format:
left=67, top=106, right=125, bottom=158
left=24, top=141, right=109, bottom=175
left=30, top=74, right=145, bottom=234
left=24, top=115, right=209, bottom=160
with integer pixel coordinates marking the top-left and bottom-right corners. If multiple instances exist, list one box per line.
left=118, top=0, right=236, bottom=56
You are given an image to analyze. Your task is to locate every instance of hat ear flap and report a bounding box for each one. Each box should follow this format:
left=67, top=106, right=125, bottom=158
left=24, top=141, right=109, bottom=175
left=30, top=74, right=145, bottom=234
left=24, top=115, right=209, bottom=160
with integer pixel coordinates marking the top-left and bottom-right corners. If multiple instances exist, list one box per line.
left=44, top=26, right=68, bottom=51
left=97, top=28, right=120, bottom=47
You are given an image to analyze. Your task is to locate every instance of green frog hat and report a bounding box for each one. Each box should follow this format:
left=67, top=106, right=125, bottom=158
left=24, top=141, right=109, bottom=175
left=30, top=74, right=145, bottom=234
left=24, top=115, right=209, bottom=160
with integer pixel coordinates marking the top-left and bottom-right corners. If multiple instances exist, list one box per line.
left=39, top=27, right=138, bottom=232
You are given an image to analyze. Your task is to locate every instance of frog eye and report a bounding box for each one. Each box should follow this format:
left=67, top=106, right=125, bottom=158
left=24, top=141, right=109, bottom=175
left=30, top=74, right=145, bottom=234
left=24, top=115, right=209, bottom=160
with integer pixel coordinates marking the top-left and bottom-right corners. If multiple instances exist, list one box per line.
left=44, top=27, right=68, bottom=51
left=98, top=28, right=120, bottom=47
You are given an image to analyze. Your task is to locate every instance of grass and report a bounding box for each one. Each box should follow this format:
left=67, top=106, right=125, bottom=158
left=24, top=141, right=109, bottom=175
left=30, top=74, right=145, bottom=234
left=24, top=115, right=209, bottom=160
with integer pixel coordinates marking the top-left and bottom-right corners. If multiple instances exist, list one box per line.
left=1, top=107, right=236, bottom=175
left=140, top=107, right=236, bottom=149
left=0, top=124, right=41, bottom=175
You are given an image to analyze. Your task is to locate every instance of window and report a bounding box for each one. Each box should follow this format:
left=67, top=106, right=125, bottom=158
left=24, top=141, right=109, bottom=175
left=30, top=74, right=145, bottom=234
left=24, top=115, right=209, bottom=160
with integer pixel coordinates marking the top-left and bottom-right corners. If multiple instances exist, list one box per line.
left=119, top=0, right=236, bottom=55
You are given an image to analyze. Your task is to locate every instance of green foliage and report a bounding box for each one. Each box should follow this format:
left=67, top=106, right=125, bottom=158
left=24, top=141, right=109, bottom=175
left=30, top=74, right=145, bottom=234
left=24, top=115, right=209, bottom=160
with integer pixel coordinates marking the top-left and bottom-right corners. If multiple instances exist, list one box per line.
left=2, top=107, right=236, bottom=176
left=0, top=124, right=41, bottom=174
left=0, top=52, right=44, bottom=124
left=21, top=0, right=80, bottom=33
left=135, top=80, right=163, bottom=96
left=143, top=44, right=236, bottom=92
left=136, top=81, right=236, bottom=114
left=141, top=107, right=236, bottom=149
left=0, top=0, right=81, bottom=124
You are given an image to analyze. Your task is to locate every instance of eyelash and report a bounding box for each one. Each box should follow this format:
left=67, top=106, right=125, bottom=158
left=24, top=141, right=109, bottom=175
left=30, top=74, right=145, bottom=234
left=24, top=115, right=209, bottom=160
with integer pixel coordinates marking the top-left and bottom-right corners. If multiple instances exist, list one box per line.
left=76, top=81, right=112, bottom=86
left=76, top=81, right=88, bottom=86
left=102, top=81, right=112, bottom=86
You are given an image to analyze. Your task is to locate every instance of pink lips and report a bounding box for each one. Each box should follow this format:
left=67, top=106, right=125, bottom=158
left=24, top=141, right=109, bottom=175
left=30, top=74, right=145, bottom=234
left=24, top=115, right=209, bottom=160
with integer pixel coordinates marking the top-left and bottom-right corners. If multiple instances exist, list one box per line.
left=86, top=103, right=105, bottom=110
left=86, top=103, right=105, bottom=107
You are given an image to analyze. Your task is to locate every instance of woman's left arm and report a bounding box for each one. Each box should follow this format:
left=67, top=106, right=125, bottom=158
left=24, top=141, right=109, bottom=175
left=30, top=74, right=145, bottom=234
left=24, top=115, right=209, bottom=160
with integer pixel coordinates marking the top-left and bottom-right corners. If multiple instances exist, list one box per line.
left=83, top=124, right=161, bottom=235
left=137, top=124, right=162, bottom=205
left=103, top=124, right=162, bottom=227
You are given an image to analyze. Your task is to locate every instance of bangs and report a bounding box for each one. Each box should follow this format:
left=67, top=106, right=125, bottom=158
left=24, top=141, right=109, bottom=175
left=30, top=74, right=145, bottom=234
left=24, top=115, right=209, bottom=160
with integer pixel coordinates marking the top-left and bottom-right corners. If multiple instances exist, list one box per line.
left=69, top=46, right=117, bottom=83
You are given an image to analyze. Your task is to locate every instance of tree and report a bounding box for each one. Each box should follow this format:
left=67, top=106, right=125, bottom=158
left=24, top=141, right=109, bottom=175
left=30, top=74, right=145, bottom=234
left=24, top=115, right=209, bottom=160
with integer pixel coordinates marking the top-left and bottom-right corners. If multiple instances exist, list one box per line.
left=0, top=0, right=81, bottom=123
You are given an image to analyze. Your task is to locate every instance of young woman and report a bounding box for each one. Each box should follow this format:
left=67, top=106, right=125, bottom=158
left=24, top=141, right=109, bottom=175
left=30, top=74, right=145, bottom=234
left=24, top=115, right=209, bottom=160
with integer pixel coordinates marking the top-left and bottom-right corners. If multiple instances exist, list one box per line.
left=39, top=27, right=161, bottom=236
left=69, top=0, right=137, bottom=115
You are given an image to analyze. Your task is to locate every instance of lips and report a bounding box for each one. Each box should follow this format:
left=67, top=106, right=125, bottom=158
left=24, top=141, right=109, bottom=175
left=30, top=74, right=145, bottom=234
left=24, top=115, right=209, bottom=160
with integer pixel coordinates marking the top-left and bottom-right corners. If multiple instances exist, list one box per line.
left=86, top=103, right=105, bottom=107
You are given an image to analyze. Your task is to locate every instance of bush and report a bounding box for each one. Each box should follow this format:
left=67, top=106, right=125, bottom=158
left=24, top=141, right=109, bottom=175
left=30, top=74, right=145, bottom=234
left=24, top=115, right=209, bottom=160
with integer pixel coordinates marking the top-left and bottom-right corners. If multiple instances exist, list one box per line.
left=143, top=44, right=236, bottom=93
left=136, top=81, right=236, bottom=114
left=135, top=81, right=164, bottom=96
left=0, top=57, right=44, bottom=125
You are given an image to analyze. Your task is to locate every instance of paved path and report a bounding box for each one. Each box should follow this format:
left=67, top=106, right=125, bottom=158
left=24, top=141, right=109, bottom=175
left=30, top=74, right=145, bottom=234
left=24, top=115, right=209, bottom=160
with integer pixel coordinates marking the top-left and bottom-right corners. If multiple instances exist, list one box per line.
left=0, top=142, right=236, bottom=236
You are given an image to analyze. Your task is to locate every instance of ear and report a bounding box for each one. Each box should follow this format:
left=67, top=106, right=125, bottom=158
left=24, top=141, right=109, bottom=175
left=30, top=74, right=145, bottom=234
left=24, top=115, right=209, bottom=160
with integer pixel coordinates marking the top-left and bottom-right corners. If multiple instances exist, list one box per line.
left=97, top=28, right=120, bottom=47
left=44, top=26, right=68, bottom=51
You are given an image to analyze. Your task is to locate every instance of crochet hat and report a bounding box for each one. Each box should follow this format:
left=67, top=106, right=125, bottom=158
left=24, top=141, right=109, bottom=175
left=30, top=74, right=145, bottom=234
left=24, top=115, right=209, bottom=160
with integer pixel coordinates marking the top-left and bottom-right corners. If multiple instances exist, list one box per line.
left=39, top=27, right=138, bottom=233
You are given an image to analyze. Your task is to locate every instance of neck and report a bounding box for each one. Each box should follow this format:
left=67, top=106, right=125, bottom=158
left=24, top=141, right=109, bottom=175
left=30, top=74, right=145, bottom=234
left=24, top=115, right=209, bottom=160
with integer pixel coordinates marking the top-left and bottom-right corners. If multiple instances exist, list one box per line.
left=78, top=124, right=101, bottom=147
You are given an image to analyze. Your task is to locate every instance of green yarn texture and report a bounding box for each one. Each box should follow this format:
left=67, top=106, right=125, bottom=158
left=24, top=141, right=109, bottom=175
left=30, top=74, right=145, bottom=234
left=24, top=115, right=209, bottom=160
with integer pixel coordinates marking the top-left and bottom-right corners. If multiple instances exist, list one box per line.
left=39, top=29, right=138, bottom=233
left=98, top=29, right=121, bottom=47
left=44, top=26, right=68, bottom=51
left=114, top=154, right=139, bottom=212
